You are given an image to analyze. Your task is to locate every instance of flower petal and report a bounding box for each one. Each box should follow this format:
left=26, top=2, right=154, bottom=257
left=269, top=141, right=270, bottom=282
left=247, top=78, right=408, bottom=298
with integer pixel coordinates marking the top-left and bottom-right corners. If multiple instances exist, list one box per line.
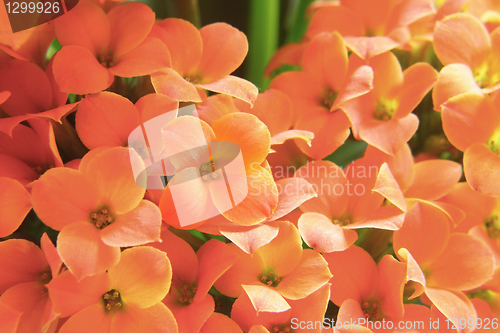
left=269, top=177, right=317, bottom=221
left=57, top=221, right=121, bottom=281
left=0, top=301, right=21, bottom=333
left=298, top=212, right=358, bottom=252
left=108, top=246, right=171, bottom=309
left=59, top=304, right=112, bottom=333
left=306, top=6, right=364, bottom=38
left=151, top=68, right=203, bottom=103
left=197, top=76, right=258, bottom=106
left=242, top=285, right=291, bottom=313
left=166, top=295, right=212, bottom=333
left=220, top=223, right=280, bottom=254
left=464, top=143, right=500, bottom=196
left=200, top=312, right=243, bottom=333
left=0, top=177, right=31, bottom=237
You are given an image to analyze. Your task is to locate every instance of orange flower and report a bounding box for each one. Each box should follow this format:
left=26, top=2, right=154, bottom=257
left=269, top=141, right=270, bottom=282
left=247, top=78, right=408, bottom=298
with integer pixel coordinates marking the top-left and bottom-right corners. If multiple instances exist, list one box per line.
left=441, top=92, right=500, bottom=196
left=200, top=312, right=243, bottom=333
left=341, top=51, right=437, bottom=155
left=324, top=245, right=437, bottom=333
left=150, top=230, right=238, bottom=333
left=48, top=246, right=178, bottom=333
left=306, top=0, right=435, bottom=59
left=52, top=0, right=171, bottom=94
left=0, top=234, right=62, bottom=333
left=295, top=159, right=406, bottom=252
left=270, top=31, right=374, bottom=159
left=214, top=221, right=332, bottom=313
left=31, top=147, right=162, bottom=280
left=150, top=19, right=258, bottom=105
left=159, top=113, right=278, bottom=228
left=231, top=284, right=331, bottom=333
left=432, top=13, right=500, bottom=110
left=394, top=200, right=495, bottom=332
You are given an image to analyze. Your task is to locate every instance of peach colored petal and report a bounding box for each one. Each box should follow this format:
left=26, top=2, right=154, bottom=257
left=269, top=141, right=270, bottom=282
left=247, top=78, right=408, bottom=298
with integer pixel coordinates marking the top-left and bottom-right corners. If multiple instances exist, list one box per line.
left=335, top=299, right=375, bottom=333
left=151, top=68, right=203, bottom=103
left=59, top=304, right=112, bottom=333
left=269, top=177, right=317, bottom=221
left=197, top=76, right=258, bottom=106
left=196, top=94, right=239, bottom=126
left=57, top=221, right=121, bottom=281
left=166, top=295, right=212, bottom=333
left=264, top=42, right=306, bottom=77
left=111, top=303, right=177, bottom=333
left=397, top=248, right=426, bottom=299
left=344, top=36, right=400, bottom=59
left=200, top=313, right=243, bottom=333
left=220, top=223, right=280, bottom=255
left=372, top=163, right=406, bottom=212
left=464, top=143, right=500, bottom=196
left=376, top=255, right=407, bottom=318
left=0, top=177, right=31, bottom=237
left=242, top=285, right=291, bottom=313
left=306, top=6, right=364, bottom=38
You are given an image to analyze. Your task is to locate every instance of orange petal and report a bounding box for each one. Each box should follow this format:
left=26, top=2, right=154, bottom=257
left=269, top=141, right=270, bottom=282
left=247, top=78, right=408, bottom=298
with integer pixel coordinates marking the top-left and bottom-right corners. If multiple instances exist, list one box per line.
left=109, top=38, right=171, bottom=78
left=393, top=201, right=451, bottom=266
left=269, top=177, right=317, bottom=221
left=110, top=302, right=178, bottom=333
left=396, top=62, right=438, bottom=117
left=404, top=159, right=462, bottom=200
left=306, top=6, right=364, bottom=38
left=397, top=248, right=426, bottom=299
left=0, top=281, right=56, bottom=333
left=0, top=239, right=47, bottom=294
left=296, top=160, right=349, bottom=218
left=220, top=223, right=280, bottom=255
left=197, top=76, right=258, bottom=106
left=464, top=143, right=500, bottom=196
left=372, top=163, right=406, bottom=212
left=195, top=239, right=239, bottom=302
left=47, top=270, right=110, bottom=318
left=152, top=18, right=202, bottom=76
left=288, top=284, right=331, bottom=332
left=200, top=312, right=243, bottom=333
left=197, top=23, right=248, bottom=82
left=323, top=245, right=378, bottom=306
left=76, top=92, right=140, bottom=149
left=276, top=249, right=332, bottom=300
left=0, top=177, right=31, bottom=237
left=344, top=36, right=400, bottom=59
left=107, top=2, right=155, bottom=58
left=376, top=255, right=407, bottom=318
left=54, top=0, right=110, bottom=55
left=57, top=221, right=121, bottom=281
left=242, top=285, right=291, bottom=313
left=196, top=94, right=239, bottom=126
left=433, top=13, right=491, bottom=66
left=58, top=304, right=112, bottom=333
left=302, top=32, right=348, bottom=91
left=212, top=113, right=270, bottom=169
left=31, top=167, right=99, bottom=231
left=425, top=288, right=477, bottom=333
left=166, top=295, right=212, bottom=333
left=151, top=68, right=203, bottom=103
left=426, top=233, right=494, bottom=290
left=53, top=45, right=114, bottom=94
left=101, top=200, right=161, bottom=247
left=108, top=246, right=171, bottom=308
left=298, top=212, right=358, bottom=252
left=351, top=205, right=406, bottom=230
left=335, top=299, right=374, bottom=333
left=432, top=63, right=482, bottom=110
left=334, top=63, right=374, bottom=109
left=40, top=233, right=63, bottom=279
left=85, top=147, right=146, bottom=214
left=0, top=301, right=21, bottom=333
left=270, top=130, right=314, bottom=146
left=264, top=42, right=306, bottom=77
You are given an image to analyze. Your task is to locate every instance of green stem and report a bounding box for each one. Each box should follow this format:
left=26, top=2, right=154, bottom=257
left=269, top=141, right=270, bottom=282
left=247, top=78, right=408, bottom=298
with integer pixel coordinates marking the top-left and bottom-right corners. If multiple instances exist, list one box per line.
left=246, top=0, right=280, bottom=90
left=284, top=0, right=315, bottom=43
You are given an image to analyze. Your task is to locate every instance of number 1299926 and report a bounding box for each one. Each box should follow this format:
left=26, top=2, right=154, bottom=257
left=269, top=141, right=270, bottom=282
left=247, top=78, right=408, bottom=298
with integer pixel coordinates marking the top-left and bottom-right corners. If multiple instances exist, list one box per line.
left=5, top=1, right=60, bottom=14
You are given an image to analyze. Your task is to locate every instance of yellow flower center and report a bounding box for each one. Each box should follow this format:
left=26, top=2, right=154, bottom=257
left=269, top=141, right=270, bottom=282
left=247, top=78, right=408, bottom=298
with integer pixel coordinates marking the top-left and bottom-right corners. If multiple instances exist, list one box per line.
left=102, top=289, right=123, bottom=311
left=373, top=98, right=398, bottom=121
left=178, top=283, right=197, bottom=305
left=484, top=214, right=500, bottom=238
left=473, top=60, right=500, bottom=89
left=199, top=160, right=218, bottom=182
left=90, top=208, right=114, bottom=229
left=332, top=214, right=352, bottom=227
left=39, top=270, right=52, bottom=285
left=487, top=131, right=500, bottom=155
left=260, top=269, right=282, bottom=287
left=361, top=300, right=383, bottom=321
left=184, top=75, right=201, bottom=84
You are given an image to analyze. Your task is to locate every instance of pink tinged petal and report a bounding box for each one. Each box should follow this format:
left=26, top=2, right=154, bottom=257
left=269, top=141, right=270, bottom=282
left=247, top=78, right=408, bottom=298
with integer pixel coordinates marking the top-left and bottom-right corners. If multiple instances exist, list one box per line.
left=372, top=163, right=406, bottom=212
left=469, top=226, right=500, bottom=268
left=0, top=239, right=47, bottom=294
left=351, top=205, right=406, bottom=230
left=151, top=68, right=203, bottom=103
left=432, top=64, right=482, bottom=111
left=404, top=160, right=462, bottom=200
left=31, top=168, right=99, bottom=231
left=425, top=288, right=477, bottom=333
left=40, top=233, right=63, bottom=278
left=0, top=177, right=31, bottom=237
left=433, top=13, right=491, bottom=67
left=334, top=64, right=374, bottom=109
left=110, top=303, right=178, bottom=333
left=220, top=223, right=280, bottom=255
left=343, top=36, right=400, bottom=60
left=76, top=92, right=140, bottom=150
left=59, top=304, right=112, bottom=333
left=167, top=295, right=212, bottom=333
left=101, top=200, right=161, bottom=247
left=0, top=301, right=21, bottom=333
left=298, top=212, right=358, bottom=252
left=397, top=248, right=426, bottom=299
left=464, top=143, right=500, bottom=196
left=47, top=271, right=110, bottom=318
left=57, top=221, right=121, bottom=281
left=270, top=130, right=314, bottom=146
left=242, top=285, right=291, bottom=313
left=109, top=38, right=171, bottom=78
left=426, top=233, right=495, bottom=290
left=195, top=239, right=239, bottom=301
left=276, top=249, right=332, bottom=300
left=197, top=76, right=259, bottom=106
left=335, top=299, right=375, bottom=333
left=53, top=46, right=114, bottom=95
left=358, top=113, right=419, bottom=156
left=0, top=281, right=56, bottom=333
left=269, top=177, right=317, bottom=221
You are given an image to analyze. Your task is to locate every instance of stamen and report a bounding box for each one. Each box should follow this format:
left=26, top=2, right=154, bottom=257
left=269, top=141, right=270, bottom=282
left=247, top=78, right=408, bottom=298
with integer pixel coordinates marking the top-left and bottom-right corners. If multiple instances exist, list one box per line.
left=361, top=300, right=383, bottom=322
left=90, top=208, right=114, bottom=229
left=102, top=289, right=123, bottom=312
left=260, top=269, right=282, bottom=287
left=178, top=282, right=197, bottom=305
left=373, top=98, right=398, bottom=121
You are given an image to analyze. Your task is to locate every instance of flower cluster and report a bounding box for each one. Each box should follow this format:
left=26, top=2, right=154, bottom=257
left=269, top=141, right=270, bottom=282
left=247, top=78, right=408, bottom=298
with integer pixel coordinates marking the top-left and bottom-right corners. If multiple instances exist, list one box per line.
left=0, top=0, right=499, bottom=332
